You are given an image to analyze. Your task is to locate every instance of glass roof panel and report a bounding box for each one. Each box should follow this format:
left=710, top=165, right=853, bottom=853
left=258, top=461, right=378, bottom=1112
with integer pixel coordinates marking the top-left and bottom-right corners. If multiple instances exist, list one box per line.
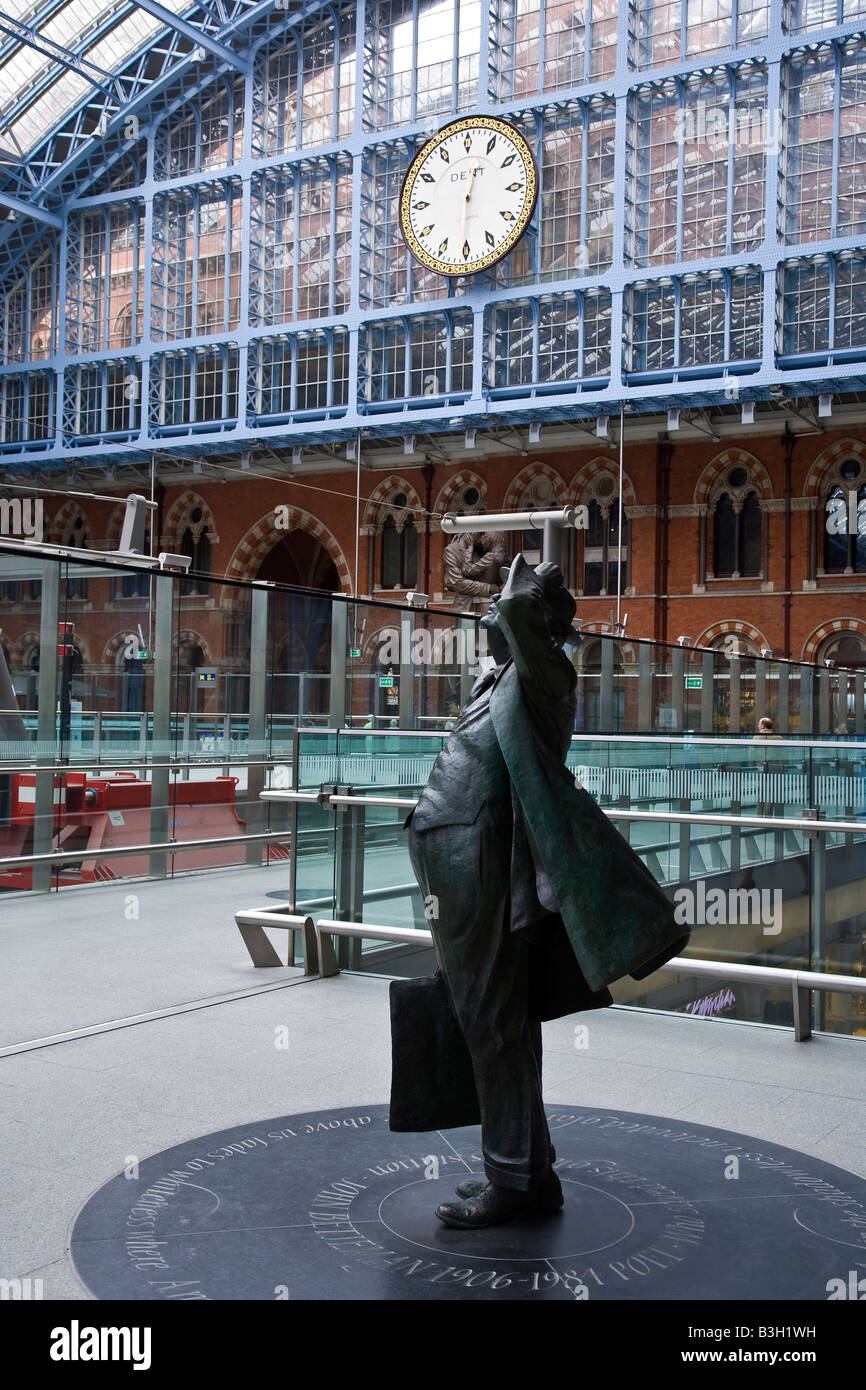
left=0, top=0, right=55, bottom=20
left=84, top=11, right=163, bottom=73
left=6, top=70, right=91, bottom=151
left=39, top=1, right=120, bottom=51
left=0, top=44, right=49, bottom=102
left=0, top=1, right=208, bottom=155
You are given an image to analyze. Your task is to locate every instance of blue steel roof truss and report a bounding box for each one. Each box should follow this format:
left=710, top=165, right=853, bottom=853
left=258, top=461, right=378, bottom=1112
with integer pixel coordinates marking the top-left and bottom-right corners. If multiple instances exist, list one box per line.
left=2, top=1, right=866, bottom=470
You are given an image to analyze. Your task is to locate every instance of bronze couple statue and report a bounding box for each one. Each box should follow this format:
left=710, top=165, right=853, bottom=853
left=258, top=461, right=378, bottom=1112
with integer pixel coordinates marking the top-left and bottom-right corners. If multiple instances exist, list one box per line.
left=390, top=555, right=687, bottom=1229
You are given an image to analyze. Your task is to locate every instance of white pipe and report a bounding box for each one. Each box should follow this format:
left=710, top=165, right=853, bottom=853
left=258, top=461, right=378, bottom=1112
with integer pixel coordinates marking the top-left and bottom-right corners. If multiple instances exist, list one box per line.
left=441, top=507, right=577, bottom=533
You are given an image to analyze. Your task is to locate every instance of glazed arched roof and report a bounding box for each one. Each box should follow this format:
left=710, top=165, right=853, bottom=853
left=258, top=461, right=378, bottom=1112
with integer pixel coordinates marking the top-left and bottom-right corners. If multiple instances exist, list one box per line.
left=0, top=0, right=297, bottom=258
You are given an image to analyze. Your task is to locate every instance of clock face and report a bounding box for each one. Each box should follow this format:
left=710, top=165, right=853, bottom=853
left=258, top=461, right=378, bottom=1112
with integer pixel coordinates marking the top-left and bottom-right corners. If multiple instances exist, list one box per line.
left=400, top=116, right=538, bottom=277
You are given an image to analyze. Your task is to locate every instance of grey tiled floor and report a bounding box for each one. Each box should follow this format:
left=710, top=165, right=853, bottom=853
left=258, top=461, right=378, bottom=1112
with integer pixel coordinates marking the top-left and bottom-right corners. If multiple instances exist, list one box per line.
left=0, top=871, right=864, bottom=1299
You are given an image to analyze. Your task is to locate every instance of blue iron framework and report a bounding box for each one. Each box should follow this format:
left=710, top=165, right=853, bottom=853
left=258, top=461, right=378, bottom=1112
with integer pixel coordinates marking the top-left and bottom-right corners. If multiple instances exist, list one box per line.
left=1, top=0, right=866, bottom=469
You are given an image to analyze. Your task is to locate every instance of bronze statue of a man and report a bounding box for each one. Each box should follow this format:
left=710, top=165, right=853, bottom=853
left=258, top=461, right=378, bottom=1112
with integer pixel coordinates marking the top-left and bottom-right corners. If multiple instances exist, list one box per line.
left=392, top=554, right=687, bottom=1229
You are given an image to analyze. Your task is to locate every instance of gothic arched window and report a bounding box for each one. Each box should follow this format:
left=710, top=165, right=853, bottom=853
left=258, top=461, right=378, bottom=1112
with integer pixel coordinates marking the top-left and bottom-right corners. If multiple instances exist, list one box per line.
left=180, top=509, right=212, bottom=596
left=380, top=497, right=418, bottom=589
left=711, top=468, right=763, bottom=579
left=574, top=470, right=629, bottom=597
left=824, top=458, right=866, bottom=573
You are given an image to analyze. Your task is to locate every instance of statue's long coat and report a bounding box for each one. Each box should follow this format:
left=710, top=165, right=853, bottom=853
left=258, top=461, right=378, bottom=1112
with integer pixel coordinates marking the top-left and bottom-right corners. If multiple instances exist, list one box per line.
left=488, top=557, right=687, bottom=998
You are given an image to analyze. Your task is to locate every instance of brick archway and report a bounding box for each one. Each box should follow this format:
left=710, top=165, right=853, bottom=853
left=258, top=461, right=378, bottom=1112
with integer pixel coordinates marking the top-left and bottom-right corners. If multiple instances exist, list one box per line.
left=566, top=458, right=637, bottom=510
left=803, top=438, right=866, bottom=498
left=46, top=499, right=91, bottom=545
left=174, top=628, right=214, bottom=664
left=502, top=462, right=566, bottom=512
left=696, top=620, right=770, bottom=653
left=11, top=628, right=41, bottom=664
left=103, top=631, right=143, bottom=666
left=362, top=475, right=424, bottom=531
left=694, top=448, right=773, bottom=506
left=801, top=617, right=866, bottom=663
left=432, top=470, right=488, bottom=518
left=219, top=506, right=352, bottom=604
left=161, top=491, right=220, bottom=549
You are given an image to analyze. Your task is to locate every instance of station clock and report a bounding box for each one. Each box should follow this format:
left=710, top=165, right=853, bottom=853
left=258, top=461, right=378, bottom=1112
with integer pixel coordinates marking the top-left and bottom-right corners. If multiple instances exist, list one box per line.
left=400, top=115, right=538, bottom=277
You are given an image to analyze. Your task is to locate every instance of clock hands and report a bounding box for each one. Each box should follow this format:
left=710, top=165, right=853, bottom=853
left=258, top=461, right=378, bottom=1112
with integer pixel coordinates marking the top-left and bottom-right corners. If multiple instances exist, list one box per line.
left=459, top=158, right=480, bottom=263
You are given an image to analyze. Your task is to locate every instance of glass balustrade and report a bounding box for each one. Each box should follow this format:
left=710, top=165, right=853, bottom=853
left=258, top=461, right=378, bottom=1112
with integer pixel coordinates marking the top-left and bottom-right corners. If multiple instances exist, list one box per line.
left=1, top=539, right=864, bottom=1041
left=288, top=728, right=866, bottom=1040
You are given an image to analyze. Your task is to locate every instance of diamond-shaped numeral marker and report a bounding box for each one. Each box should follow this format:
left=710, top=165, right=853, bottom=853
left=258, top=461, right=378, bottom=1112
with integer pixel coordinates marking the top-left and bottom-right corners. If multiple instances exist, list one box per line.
left=500, top=209, right=515, bottom=221
left=420, top=225, right=434, bottom=237
left=440, top=146, right=450, bottom=162
left=420, top=172, right=434, bottom=183
left=413, top=201, right=429, bottom=210
left=501, top=153, right=516, bottom=167
left=485, top=230, right=495, bottom=247
left=438, top=238, right=448, bottom=255
left=487, top=135, right=496, bottom=153
left=505, top=182, right=523, bottom=192
left=462, top=240, right=471, bottom=259
left=464, top=134, right=472, bottom=151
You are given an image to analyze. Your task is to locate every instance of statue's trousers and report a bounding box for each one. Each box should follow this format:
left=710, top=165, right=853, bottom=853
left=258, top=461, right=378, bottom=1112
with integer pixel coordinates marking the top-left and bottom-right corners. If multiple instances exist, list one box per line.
left=408, top=806, right=551, bottom=1191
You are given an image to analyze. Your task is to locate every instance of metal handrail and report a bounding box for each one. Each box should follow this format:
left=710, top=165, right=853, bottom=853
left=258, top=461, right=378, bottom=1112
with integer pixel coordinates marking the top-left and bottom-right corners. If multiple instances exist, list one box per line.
left=0, top=827, right=293, bottom=870
left=3, top=733, right=863, bottom=772
left=309, top=919, right=865, bottom=1041
left=0, top=757, right=295, bottom=775
left=306, top=728, right=866, bottom=751
left=259, top=787, right=865, bottom=835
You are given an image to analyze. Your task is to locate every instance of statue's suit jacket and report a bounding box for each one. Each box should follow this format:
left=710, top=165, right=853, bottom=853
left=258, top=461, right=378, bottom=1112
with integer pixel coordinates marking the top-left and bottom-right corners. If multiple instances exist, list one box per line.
left=484, top=557, right=688, bottom=994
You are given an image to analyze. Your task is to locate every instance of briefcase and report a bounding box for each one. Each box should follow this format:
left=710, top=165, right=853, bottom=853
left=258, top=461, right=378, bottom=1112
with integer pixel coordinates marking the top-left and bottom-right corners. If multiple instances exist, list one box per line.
left=389, top=972, right=481, bottom=1132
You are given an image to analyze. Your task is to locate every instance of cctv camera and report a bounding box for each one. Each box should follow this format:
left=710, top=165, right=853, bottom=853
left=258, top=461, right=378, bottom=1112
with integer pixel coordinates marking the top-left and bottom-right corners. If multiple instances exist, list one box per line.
left=157, top=552, right=192, bottom=572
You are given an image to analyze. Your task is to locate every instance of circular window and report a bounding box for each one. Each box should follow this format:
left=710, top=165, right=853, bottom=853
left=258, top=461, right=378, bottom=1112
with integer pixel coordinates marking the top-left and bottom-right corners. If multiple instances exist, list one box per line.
left=191, top=507, right=203, bottom=524
left=840, top=459, right=861, bottom=482
left=596, top=474, right=615, bottom=497
left=392, top=493, right=407, bottom=509
left=463, top=486, right=480, bottom=506
left=529, top=478, right=555, bottom=505
left=728, top=467, right=748, bottom=488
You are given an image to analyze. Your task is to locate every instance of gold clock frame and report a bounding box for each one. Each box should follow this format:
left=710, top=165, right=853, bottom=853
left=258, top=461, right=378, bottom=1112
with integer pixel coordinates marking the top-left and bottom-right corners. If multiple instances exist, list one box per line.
left=399, top=115, right=539, bottom=277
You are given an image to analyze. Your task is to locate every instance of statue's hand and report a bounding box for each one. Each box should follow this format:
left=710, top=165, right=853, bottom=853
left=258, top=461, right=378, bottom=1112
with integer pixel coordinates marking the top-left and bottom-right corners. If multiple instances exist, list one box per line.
left=535, top=561, right=566, bottom=587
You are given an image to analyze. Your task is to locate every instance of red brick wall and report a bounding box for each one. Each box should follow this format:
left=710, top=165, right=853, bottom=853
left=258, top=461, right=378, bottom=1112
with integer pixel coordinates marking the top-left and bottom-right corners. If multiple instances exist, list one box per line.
left=2, top=428, right=865, bottom=685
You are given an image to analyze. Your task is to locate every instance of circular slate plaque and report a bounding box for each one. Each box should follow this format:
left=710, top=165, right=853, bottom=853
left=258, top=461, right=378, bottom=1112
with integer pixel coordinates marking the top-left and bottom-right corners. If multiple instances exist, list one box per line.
left=69, top=1105, right=866, bottom=1301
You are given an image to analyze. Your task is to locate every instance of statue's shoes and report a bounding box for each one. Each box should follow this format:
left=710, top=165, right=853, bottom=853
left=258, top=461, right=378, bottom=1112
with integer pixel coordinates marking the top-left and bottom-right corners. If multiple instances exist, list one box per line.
left=435, top=1177, right=562, bottom=1229
left=453, top=1177, right=490, bottom=1199
left=454, top=1167, right=563, bottom=1212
